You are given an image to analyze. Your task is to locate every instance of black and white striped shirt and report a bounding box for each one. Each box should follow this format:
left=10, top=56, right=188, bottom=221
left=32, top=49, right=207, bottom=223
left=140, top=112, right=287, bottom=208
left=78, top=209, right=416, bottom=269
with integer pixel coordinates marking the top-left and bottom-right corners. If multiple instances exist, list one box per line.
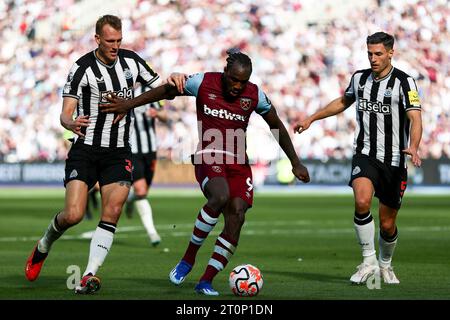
left=62, top=49, right=159, bottom=148
left=130, top=85, right=161, bottom=154
left=345, top=67, right=421, bottom=168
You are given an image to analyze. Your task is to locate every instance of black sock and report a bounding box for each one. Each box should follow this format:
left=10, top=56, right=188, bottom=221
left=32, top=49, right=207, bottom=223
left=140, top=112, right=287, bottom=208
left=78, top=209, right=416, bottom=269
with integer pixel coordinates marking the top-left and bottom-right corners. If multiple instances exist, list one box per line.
left=31, top=248, right=48, bottom=264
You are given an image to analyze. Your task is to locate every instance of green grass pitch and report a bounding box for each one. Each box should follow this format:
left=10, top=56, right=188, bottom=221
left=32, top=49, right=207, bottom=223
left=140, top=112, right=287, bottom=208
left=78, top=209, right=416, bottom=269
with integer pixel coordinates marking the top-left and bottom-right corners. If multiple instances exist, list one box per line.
left=0, top=188, right=449, bottom=300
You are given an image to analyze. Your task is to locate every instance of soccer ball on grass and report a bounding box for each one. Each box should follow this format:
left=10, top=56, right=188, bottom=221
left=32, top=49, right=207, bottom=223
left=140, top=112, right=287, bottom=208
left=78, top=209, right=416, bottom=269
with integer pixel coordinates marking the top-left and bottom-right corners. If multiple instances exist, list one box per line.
left=229, top=264, right=263, bottom=297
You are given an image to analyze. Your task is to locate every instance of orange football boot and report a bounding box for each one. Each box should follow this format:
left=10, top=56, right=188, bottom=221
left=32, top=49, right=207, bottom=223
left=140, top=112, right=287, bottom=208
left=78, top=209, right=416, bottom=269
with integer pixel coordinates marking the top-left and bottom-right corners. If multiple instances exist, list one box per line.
left=25, top=242, right=48, bottom=281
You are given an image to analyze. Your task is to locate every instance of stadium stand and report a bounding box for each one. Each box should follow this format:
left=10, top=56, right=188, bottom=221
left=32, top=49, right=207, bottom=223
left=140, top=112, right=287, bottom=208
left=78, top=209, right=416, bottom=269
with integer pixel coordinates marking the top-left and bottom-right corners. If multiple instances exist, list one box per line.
left=0, top=0, right=448, bottom=169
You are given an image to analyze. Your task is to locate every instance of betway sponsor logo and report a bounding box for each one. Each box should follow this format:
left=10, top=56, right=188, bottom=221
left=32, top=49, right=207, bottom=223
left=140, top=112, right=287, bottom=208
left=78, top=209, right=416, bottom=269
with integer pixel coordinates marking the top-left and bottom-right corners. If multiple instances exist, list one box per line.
left=100, top=87, right=133, bottom=103
left=358, top=99, right=391, bottom=114
left=203, top=105, right=246, bottom=122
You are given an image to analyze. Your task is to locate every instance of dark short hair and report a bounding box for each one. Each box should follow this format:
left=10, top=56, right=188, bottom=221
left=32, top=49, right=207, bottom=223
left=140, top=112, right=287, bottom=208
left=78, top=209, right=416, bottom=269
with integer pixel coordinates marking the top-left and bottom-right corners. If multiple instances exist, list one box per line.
left=367, top=32, right=394, bottom=50
left=96, top=15, right=122, bottom=35
left=225, top=48, right=252, bottom=72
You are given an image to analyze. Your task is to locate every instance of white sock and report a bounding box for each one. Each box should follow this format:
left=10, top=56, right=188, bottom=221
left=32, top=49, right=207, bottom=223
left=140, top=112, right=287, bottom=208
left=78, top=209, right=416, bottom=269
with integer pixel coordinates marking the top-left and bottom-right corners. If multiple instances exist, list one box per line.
left=378, top=229, right=398, bottom=268
left=135, top=198, right=158, bottom=236
left=83, top=222, right=115, bottom=276
left=354, top=212, right=377, bottom=265
left=38, top=214, right=65, bottom=253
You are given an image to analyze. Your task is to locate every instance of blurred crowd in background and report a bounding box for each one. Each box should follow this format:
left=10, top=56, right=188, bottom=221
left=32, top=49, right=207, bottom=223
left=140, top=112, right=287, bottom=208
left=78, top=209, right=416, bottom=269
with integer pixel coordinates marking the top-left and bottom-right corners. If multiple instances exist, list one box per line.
left=0, top=0, right=448, bottom=164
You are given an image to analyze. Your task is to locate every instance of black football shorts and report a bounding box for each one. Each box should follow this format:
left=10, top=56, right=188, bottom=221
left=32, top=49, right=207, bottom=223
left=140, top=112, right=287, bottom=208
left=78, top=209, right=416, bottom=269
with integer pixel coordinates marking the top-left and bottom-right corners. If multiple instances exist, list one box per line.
left=64, top=141, right=132, bottom=190
left=348, top=154, right=408, bottom=210
left=131, top=151, right=157, bottom=186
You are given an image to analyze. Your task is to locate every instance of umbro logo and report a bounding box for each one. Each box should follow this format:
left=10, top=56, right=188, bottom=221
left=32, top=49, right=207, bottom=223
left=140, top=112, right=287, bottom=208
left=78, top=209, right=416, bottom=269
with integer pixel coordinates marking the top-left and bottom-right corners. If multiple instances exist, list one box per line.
left=69, top=169, right=78, bottom=178
left=96, top=76, right=104, bottom=83
left=358, top=84, right=365, bottom=91
left=212, top=166, right=222, bottom=173
left=352, top=166, right=361, bottom=176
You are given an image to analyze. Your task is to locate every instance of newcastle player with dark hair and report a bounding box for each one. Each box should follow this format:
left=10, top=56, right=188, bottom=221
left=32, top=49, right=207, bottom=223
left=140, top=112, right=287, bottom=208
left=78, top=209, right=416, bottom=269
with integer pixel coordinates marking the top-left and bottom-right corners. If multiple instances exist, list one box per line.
left=295, top=31, right=422, bottom=285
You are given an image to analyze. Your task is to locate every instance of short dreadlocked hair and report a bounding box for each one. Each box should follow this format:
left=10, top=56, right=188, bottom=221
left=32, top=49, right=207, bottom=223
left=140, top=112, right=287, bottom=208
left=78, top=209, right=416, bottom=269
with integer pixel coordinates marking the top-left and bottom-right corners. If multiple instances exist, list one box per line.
left=226, top=48, right=252, bottom=72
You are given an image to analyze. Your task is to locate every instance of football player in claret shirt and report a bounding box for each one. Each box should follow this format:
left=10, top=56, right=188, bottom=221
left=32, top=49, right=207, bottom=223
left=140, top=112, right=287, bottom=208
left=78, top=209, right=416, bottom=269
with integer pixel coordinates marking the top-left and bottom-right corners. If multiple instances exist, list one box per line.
left=101, top=49, right=310, bottom=295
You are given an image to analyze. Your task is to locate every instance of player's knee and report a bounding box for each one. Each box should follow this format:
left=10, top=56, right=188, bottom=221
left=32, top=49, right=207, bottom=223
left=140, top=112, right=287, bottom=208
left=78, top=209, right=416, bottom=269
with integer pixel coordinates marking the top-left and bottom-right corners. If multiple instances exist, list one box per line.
left=209, top=193, right=229, bottom=209
left=380, top=220, right=396, bottom=235
left=229, top=206, right=246, bottom=225
left=355, top=198, right=371, bottom=212
left=62, top=205, right=84, bottom=226
left=134, top=187, right=148, bottom=197
left=103, top=202, right=123, bottom=218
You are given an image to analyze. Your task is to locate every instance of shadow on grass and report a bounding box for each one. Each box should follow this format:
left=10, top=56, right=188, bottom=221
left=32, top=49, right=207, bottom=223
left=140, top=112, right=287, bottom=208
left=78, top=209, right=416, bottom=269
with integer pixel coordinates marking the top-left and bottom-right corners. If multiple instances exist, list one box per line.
left=264, top=269, right=348, bottom=284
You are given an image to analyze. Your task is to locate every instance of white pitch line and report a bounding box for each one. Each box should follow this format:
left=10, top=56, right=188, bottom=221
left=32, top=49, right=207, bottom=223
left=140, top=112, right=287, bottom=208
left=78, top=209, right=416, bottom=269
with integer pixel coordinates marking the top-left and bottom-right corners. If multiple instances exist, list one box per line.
left=1, top=223, right=450, bottom=242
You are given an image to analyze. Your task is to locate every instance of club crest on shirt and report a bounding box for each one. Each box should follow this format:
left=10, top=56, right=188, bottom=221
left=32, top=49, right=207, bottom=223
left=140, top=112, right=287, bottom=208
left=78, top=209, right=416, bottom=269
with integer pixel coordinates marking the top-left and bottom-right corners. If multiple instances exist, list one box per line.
left=240, top=97, right=252, bottom=111
left=124, top=68, right=133, bottom=80
left=384, top=88, right=392, bottom=97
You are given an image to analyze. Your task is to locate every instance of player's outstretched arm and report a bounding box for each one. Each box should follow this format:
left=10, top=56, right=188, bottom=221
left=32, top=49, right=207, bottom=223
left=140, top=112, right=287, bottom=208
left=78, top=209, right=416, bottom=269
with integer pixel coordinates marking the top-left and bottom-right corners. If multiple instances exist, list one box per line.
left=99, top=83, right=180, bottom=123
left=295, top=96, right=349, bottom=133
left=262, top=107, right=310, bottom=183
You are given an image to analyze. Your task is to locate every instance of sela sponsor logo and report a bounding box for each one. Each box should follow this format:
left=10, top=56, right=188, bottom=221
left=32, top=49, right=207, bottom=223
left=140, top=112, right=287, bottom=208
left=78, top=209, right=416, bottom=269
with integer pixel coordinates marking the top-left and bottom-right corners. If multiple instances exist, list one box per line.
left=203, top=105, right=246, bottom=122
left=358, top=99, right=391, bottom=114
left=100, top=87, right=133, bottom=103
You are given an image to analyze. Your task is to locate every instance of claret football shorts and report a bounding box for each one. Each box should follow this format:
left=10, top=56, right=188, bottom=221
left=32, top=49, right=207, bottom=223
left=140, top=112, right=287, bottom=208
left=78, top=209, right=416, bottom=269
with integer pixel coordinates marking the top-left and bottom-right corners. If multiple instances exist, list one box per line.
left=194, top=162, right=254, bottom=207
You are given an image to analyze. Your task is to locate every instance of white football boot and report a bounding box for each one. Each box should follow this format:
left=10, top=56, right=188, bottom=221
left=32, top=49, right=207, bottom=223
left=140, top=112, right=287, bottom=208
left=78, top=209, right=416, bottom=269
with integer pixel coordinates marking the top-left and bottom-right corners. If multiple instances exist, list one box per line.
left=380, top=265, right=400, bottom=284
left=350, top=262, right=380, bottom=284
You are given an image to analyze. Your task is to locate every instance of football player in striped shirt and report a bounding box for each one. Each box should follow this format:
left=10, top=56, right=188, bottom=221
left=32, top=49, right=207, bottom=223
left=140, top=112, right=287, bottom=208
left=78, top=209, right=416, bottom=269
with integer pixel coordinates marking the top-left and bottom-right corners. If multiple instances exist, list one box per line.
left=25, top=15, right=162, bottom=294
left=295, top=32, right=422, bottom=285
